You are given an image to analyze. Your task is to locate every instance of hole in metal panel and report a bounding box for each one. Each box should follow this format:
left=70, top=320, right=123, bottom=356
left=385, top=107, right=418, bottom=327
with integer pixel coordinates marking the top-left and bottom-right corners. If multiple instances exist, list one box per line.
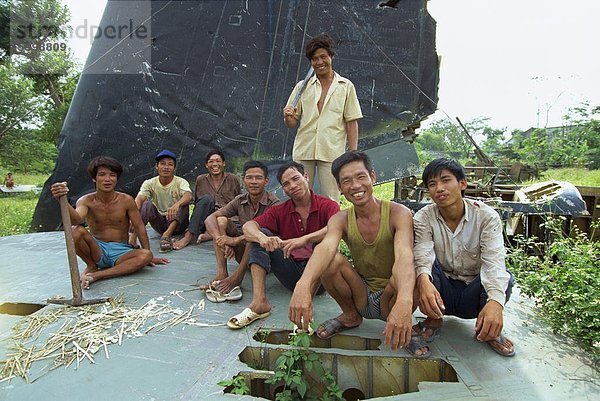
left=0, top=302, right=45, bottom=316
left=225, top=346, right=459, bottom=399
left=253, top=328, right=381, bottom=350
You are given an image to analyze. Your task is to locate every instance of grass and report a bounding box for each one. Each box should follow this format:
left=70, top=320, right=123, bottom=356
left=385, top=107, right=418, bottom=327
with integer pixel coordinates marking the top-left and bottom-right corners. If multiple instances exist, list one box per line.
left=532, top=167, right=600, bottom=187
left=0, top=173, right=49, bottom=237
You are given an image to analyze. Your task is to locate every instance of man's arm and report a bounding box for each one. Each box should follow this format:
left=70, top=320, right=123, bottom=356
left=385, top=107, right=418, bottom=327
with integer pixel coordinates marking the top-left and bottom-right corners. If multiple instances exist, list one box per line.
left=126, top=196, right=150, bottom=250
left=475, top=213, right=510, bottom=341
left=281, top=226, right=328, bottom=259
left=289, top=213, right=346, bottom=331
left=134, top=194, right=147, bottom=210
left=413, top=209, right=445, bottom=319
left=50, top=182, right=87, bottom=224
left=383, top=205, right=416, bottom=349
left=242, top=220, right=283, bottom=251
left=166, top=191, right=192, bottom=220
left=345, top=119, right=358, bottom=151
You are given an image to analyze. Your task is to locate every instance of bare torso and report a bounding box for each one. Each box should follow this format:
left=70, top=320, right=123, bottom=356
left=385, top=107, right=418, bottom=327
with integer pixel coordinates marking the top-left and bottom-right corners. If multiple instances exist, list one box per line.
left=80, top=192, right=134, bottom=243
left=317, top=80, right=332, bottom=113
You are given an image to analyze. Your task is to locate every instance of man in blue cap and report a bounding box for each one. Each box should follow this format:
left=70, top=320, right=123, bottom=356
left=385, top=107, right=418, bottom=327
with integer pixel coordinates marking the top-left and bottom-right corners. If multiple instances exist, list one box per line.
left=131, top=150, right=193, bottom=252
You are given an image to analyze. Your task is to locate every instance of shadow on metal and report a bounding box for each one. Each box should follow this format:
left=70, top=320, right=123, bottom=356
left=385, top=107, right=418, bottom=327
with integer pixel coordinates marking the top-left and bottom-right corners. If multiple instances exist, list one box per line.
left=224, top=344, right=458, bottom=399
left=253, top=328, right=382, bottom=350
left=0, top=303, right=45, bottom=316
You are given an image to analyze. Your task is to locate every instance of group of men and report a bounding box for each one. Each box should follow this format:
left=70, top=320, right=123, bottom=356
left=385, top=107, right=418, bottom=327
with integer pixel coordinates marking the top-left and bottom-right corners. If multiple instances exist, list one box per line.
left=48, top=33, right=515, bottom=358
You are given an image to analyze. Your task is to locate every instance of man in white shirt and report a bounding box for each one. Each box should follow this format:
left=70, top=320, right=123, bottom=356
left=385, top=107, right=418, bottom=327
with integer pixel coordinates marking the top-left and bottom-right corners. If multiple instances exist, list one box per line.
left=413, top=158, right=515, bottom=357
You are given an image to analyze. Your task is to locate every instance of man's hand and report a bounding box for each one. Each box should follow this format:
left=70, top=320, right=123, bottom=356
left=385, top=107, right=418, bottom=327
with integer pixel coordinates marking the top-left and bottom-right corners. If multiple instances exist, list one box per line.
left=383, top=302, right=412, bottom=350
left=50, top=182, right=68, bottom=199
left=166, top=204, right=179, bottom=221
left=475, top=300, right=503, bottom=341
left=259, top=235, right=283, bottom=252
left=288, top=283, right=313, bottom=332
left=283, top=105, right=297, bottom=119
left=149, top=257, right=169, bottom=266
left=215, top=235, right=239, bottom=248
left=417, top=274, right=445, bottom=319
left=223, top=245, right=235, bottom=260
left=281, top=237, right=308, bottom=259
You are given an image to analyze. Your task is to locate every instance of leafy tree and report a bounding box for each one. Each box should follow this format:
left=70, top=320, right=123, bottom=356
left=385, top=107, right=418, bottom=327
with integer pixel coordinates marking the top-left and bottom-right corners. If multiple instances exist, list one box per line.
left=0, top=61, right=42, bottom=141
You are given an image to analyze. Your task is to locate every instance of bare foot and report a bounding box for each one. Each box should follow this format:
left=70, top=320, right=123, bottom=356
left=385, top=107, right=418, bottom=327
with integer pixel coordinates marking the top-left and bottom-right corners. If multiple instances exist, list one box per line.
left=247, top=300, right=272, bottom=315
left=214, top=275, right=242, bottom=294
left=173, top=232, right=193, bottom=250
left=80, top=273, right=96, bottom=290
left=198, top=275, right=228, bottom=291
left=197, top=233, right=213, bottom=243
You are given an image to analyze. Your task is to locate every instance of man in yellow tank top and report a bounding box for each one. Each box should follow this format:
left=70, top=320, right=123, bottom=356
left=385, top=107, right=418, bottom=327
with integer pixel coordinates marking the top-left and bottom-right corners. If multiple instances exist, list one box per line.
left=288, top=151, right=430, bottom=357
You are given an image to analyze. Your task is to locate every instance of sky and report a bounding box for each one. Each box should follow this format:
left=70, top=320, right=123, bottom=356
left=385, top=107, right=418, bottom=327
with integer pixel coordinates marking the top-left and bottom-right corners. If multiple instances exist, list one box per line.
left=63, top=0, right=600, bottom=132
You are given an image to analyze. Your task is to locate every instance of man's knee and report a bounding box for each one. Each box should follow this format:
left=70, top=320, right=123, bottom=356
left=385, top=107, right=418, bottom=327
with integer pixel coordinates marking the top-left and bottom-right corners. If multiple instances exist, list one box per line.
left=216, top=216, right=229, bottom=229
left=71, top=225, right=89, bottom=242
left=139, top=249, right=153, bottom=265
left=322, top=253, right=348, bottom=281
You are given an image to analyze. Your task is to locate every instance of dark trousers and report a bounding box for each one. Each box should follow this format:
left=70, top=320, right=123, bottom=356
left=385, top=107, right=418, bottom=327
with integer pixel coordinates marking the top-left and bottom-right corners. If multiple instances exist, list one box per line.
left=432, top=259, right=515, bottom=319
left=187, top=195, right=215, bottom=239
left=248, top=228, right=309, bottom=292
left=140, top=200, right=189, bottom=236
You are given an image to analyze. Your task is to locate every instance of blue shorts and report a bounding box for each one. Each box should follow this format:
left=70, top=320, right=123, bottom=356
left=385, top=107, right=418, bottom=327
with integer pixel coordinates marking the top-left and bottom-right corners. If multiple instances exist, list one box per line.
left=96, top=239, right=134, bottom=269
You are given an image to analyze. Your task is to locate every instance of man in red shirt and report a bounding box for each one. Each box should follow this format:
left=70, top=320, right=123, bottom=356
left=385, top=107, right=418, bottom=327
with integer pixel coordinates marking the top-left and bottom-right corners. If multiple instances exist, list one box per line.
left=227, top=161, right=339, bottom=329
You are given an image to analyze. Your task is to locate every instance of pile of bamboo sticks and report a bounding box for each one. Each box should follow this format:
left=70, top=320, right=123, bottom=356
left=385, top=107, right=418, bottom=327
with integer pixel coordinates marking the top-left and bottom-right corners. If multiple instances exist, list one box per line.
left=0, top=294, right=220, bottom=384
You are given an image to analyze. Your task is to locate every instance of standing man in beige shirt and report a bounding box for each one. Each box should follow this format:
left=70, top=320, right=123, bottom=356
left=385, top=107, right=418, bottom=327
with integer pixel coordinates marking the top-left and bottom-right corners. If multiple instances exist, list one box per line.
left=413, top=158, right=516, bottom=357
left=283, top=33, right=363, bottom=201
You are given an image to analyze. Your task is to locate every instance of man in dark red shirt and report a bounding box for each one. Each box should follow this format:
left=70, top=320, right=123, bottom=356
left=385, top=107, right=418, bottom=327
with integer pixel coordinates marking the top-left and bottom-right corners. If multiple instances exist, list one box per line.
left=227, top=161, right=339, bottom=329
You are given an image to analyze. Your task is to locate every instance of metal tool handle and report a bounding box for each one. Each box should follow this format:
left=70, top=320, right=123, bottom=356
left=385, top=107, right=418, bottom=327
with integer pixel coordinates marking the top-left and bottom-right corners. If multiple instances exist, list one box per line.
left=291, top=66, right=314, bottom=108
left=59, top=195, right=83, bottom=301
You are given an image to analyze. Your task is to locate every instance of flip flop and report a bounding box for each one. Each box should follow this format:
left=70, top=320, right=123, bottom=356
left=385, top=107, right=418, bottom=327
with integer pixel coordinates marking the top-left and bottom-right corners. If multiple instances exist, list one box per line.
left=223, top=286, right=242, bottom=301
left=205, top=285, right=243, bottom=303
left=205, top=288, right=226, bottom=303
left=486, top=334, right=516, bottom=357
left=227, top=308, right=271, bottom=329
left=407, top=335, right=432, bottom=359
left=412, top=320, right=442, bottom=343
left=315, top=317, right=359, bottom=340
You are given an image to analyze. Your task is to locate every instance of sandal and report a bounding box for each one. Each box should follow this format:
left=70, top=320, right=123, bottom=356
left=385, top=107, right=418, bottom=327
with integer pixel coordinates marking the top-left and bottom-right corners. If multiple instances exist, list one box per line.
left=407, top=335, right=431, bottom=359
left=159, top=237, right=173, bottom=253
left=412, top=320, right=442, bottom=343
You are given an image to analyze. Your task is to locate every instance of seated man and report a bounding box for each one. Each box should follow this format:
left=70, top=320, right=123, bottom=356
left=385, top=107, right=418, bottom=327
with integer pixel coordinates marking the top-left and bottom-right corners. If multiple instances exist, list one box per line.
left=131, top=150, right=193, bottom=252
left=202, top=160, right=280, bottom=298
left=413, top=158, right=516, bottom=357
left=4, top=173, right=14, bottom=188
left=50, top=156, right=168, bottom=289
left=227, top=161, right=339, bottom=329
left=289, top=151, right=428, bottom=356
left=173, top=150, right=241, bottom=250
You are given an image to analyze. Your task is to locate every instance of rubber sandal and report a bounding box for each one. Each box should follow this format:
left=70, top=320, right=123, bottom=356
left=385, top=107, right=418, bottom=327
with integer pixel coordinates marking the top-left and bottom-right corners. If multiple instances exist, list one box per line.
left=159, top=237, right=173, bottom=253
left=315, top=317, right=359, bottom=340
left=413, top=320, right=442, bottom=343
left=227, top=308, right=271, bottom=329
left=407, top=335, right=431, bottom=359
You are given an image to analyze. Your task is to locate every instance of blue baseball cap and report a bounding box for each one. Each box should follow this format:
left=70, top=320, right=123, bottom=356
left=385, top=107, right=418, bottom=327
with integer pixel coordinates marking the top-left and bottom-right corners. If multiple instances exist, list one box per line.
left=155, top=149, right=177, bottom=163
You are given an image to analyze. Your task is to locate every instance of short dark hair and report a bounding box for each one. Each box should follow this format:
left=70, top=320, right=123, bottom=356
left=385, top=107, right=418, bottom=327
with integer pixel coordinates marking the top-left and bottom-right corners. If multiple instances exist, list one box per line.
left=277, top=161, right=305, bottom=184
left=422, top=158, right=466, bottom=185
left=87, top=156, right=123, bottom=180
left=331, top=151, right=374, bottom=184
left=205, top=150, right=225, bottom=164
left=243, top=160, right=268, bottom=178
left=305, top=33, right=336, bottom=60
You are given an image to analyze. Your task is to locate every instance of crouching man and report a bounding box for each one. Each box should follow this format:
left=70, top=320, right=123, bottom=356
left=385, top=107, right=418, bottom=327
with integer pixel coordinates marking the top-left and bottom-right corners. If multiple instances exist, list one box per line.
left=51, top=156, right=168, bottom=289
left=413, top=158, right=516, bottom=357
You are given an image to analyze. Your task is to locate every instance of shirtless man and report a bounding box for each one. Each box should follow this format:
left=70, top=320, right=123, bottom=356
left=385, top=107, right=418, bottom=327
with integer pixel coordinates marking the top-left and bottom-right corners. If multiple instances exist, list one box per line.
left=203, top=160, right=279, bottom=296
left=289, top=151, right=428, bottom=356
left=51, top=156, right=168, bottom=289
